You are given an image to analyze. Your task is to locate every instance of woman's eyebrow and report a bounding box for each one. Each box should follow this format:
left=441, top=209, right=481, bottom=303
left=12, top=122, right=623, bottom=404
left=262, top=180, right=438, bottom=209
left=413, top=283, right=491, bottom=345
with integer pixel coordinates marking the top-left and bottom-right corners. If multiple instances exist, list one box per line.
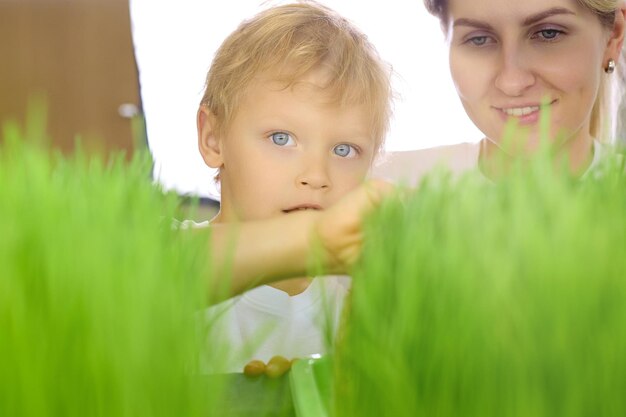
left=453, top=7, right=576, bottom=30
left=522, top=7, right=576, bottom=26
left=453, top=18, right=494, bottom=31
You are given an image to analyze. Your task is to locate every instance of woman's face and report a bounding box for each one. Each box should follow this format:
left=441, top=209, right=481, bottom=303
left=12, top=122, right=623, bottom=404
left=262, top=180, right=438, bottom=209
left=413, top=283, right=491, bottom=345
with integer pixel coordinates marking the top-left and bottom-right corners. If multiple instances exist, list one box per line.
left=447, top=0, right=622, bottom=154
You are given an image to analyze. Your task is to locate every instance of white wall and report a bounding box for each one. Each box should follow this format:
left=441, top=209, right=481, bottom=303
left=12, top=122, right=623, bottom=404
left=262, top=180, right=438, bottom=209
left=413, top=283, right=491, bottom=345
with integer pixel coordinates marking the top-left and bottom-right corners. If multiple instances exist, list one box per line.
left=130, top=0, right=482, bottom=199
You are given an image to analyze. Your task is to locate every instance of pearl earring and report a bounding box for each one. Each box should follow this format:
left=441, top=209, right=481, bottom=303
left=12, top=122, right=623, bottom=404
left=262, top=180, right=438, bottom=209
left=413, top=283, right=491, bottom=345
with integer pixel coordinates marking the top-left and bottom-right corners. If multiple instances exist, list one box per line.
left=605, top=58, right=616, bottom=74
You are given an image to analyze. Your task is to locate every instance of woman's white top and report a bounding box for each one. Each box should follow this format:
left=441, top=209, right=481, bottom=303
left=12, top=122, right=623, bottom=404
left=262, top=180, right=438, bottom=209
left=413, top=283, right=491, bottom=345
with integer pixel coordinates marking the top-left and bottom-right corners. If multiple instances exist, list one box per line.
left=372, top=140, right=606, bottom=185
left=373, top=142, right=480, bottom=186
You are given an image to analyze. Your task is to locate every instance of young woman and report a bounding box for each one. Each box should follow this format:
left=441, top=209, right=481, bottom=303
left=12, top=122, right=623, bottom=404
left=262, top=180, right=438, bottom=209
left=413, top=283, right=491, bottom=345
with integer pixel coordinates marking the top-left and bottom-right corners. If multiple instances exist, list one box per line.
left=375, top=0, right=626, bottom=182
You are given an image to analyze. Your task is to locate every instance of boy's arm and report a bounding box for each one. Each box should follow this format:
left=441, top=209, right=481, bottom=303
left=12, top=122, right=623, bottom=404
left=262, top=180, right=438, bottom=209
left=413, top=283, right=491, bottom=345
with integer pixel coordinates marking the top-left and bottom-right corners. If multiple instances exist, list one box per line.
left=206, top=180, right=393, bottom=301
left=207, top=210, right=320, bottom=298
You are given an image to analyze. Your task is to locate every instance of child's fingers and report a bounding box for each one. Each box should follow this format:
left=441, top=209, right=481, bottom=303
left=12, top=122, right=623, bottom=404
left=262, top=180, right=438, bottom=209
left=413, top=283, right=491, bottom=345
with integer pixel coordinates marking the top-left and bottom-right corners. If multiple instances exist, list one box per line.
left=312, top=180, right=397, bottom=272
left=325, top=179, right=396, bottom=229
left=351, top=179, right=396, bottom=216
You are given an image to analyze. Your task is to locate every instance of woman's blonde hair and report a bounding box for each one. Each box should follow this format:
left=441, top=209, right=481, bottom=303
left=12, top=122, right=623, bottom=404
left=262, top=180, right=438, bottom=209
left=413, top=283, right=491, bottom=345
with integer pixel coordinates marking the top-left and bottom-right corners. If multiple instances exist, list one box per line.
left=200, top=2, right=392, bottom=148
left=423, top=0, right=626, bottom=143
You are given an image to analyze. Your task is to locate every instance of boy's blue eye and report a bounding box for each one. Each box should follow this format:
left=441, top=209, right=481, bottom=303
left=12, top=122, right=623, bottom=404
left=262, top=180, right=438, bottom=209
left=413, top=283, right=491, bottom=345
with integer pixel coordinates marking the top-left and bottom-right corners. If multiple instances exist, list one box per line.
left=270, top=132, right=294, bottom=146
left=333, top=143, right=357, bottom=158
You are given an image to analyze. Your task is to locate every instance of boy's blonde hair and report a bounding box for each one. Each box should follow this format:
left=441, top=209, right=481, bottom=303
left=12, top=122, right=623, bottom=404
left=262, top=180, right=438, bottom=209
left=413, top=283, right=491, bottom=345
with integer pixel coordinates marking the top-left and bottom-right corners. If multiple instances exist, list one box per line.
left=424, top=0, right=626, bottom=143
left=200, top=2, right=392, bottom=149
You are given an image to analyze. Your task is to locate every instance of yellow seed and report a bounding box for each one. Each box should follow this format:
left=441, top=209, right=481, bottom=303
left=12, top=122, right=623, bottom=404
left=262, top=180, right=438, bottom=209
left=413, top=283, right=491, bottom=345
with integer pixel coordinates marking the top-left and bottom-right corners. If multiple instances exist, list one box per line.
left=265, top=355, right=291, bottom=378
left=243, top=359, right=266, bottom=377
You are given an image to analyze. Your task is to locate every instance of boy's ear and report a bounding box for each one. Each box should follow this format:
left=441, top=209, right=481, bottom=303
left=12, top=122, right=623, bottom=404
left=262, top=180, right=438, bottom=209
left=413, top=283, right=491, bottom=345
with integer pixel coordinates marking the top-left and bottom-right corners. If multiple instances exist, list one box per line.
left=197, top=105, right=224, bottom=168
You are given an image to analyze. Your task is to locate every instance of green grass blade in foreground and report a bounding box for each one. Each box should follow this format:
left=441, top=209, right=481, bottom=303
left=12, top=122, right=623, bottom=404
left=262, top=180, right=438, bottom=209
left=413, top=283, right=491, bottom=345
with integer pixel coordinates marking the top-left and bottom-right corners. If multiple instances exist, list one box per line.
left=0, top=124, right=216, bottom=416
left=336, top=149, right=626, bottom=417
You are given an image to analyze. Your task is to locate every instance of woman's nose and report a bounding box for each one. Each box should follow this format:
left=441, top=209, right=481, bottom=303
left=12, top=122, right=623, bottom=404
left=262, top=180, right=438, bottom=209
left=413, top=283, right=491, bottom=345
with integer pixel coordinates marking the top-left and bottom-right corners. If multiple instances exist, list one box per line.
left=494, top=46, right=536, bottom=97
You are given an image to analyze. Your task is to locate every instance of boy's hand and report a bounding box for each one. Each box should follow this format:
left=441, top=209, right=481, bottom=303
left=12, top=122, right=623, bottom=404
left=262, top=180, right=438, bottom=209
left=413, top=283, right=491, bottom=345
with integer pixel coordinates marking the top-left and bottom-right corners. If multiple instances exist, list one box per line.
left=205, top=180, right=394, bottom=299
left=313, top=179, right=395, bottom=273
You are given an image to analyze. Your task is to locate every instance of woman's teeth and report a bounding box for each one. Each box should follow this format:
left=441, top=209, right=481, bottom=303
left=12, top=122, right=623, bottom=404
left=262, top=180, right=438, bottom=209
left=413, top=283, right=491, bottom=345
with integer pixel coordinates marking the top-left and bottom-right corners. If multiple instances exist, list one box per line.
left=502, top=106, right=540, bottom=116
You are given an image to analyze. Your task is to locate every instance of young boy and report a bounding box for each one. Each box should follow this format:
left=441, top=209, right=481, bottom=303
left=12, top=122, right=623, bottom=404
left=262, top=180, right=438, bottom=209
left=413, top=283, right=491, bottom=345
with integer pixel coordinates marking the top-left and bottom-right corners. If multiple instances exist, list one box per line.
left=197, top=2, right=392, bottom=374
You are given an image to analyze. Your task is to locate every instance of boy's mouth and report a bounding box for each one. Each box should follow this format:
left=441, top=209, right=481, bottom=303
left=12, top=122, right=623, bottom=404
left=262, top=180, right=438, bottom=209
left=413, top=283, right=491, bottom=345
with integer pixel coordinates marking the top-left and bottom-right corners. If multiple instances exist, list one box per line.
left=282, top=204, right=323, bottom=214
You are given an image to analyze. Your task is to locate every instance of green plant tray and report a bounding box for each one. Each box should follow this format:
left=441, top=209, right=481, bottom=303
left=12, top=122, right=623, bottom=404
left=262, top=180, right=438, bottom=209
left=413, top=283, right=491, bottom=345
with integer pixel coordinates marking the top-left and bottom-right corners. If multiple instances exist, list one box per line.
left=289, top=356, right=332, bottom=417
left=198, top=373, right=295, bottom=417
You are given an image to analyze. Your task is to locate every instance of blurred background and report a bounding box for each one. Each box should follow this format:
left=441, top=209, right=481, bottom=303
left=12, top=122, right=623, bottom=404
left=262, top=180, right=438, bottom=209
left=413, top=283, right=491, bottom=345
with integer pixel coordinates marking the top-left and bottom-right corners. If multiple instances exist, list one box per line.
left=0, top=0, right=141, bottom=160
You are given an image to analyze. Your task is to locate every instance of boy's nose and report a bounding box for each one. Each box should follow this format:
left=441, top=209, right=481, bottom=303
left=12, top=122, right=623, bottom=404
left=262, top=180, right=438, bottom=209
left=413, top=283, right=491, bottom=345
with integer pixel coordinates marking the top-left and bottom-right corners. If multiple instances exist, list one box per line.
left=296, top=158, right=331, bottom=190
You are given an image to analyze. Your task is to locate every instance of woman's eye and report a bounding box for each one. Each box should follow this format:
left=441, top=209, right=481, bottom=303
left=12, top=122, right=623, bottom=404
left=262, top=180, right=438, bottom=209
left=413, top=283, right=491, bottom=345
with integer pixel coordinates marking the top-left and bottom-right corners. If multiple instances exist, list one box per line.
left=464, top=34, right=495, bottom=47
left=333, top=143, right=358, bottom=158
left=533, top=28, right=564, bottom=41
left=270, top=132, right=294, bottom=146
left=468, top=36, right=489, bottom=46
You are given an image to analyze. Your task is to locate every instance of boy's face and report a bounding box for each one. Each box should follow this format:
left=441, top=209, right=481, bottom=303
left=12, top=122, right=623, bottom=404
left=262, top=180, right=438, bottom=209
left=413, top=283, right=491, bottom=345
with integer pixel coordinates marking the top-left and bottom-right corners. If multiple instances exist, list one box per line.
left=201, top=70, right=377, bottom=222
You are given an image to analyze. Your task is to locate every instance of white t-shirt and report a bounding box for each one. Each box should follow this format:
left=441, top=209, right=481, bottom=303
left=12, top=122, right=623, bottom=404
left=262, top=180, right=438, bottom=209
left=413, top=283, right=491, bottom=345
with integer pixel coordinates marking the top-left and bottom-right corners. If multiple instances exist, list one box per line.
left=373, top=140, right=607, bottom=185
left=200, top=276, right=350, bottom=374
left=373, top=142, right=480, bottom=186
